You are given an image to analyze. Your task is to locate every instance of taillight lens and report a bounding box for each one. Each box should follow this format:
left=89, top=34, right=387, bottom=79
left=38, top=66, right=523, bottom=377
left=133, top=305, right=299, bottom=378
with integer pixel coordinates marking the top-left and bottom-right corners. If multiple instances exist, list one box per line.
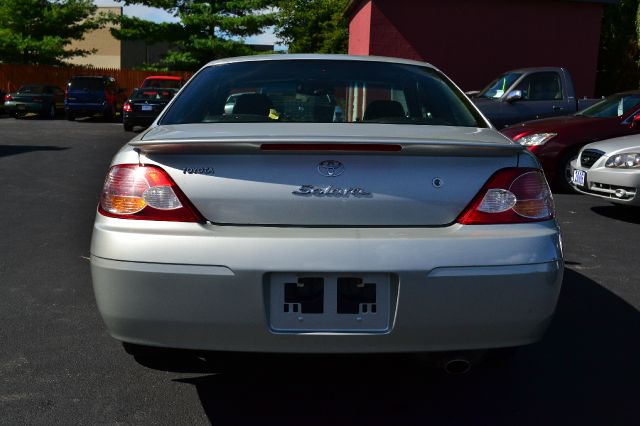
left=4, top=94, right=12, bottom=101
left=457, top=168, right=554, bottom=225
left=123, top=102, right=132, bottom=112
left=98, top=165, right=204, bottom=222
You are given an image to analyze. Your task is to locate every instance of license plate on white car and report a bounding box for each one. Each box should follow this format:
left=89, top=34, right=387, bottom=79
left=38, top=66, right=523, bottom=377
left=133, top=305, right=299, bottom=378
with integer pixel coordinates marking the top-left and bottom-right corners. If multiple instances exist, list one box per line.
left=269, top=273, right=391, bottom=333
left=572, top=169, right=586, bottom=187
left=141, top=105, right=153, bottom=111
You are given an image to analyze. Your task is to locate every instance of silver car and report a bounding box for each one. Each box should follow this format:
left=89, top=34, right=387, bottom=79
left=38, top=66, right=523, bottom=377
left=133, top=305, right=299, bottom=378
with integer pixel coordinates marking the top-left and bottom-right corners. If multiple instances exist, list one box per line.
left=91, top=55, right=563, bottom=359
left=571, top=134, right=640, bottom=205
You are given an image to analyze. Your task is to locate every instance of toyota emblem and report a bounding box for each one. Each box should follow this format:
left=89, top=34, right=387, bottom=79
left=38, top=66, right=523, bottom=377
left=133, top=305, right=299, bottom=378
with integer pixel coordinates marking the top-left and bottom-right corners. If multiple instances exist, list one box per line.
left=317, top=160, right=345, bottom=177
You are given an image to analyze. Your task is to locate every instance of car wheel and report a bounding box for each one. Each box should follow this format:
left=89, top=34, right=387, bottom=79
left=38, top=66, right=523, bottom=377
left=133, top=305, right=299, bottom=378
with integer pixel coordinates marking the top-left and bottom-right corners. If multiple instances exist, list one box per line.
left=124, top=122, right=134, bottom=132
left=66, top=111, right=75, bottom=121
left=105, top=104, right=116, bottom=122
left=13, top=112, right=21, bottom=119
left=556, top=150, right=580, bottom=193
left=44, top=104, right=56, bottom=120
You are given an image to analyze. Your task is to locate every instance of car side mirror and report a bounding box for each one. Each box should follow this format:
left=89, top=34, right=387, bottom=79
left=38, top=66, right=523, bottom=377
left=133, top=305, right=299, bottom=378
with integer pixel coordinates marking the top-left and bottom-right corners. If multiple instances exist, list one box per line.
left=631, top=113, right=640, bottom=129
left=505, top=90, right=523, bottom=103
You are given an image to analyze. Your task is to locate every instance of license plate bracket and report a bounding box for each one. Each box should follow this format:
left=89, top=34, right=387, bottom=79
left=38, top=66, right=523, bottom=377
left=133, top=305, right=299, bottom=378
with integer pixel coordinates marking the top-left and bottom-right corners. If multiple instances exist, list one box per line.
left=269, top=273, right=391, bottom=333
left=572, top=169, right=586, bottom=187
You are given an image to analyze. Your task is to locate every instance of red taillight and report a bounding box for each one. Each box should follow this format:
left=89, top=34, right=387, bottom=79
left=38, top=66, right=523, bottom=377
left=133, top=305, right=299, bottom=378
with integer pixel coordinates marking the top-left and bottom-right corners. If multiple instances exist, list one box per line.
left=456, top=168, right=554, bottom=225
left=123, top=102, right=132, bottom=113
left=4, top=94, right=12, bottom=101
left=98, top=165, right=204, bottom=222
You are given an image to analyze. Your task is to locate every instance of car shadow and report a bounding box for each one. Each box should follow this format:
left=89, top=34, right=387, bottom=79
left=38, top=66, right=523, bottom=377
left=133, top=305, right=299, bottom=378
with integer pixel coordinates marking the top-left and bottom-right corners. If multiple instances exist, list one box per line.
left=0, top=145, right=69, bottom=158
left=71, top=116, right=122, bottom=124
left=591, top=205, right=640, bottom=224
left=135, top=269, right=639, bottom=425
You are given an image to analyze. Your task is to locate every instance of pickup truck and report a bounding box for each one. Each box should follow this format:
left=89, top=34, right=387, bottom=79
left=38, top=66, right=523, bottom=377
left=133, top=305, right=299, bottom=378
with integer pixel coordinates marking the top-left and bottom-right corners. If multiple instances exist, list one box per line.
left=470, top=67, right=600, bottom=129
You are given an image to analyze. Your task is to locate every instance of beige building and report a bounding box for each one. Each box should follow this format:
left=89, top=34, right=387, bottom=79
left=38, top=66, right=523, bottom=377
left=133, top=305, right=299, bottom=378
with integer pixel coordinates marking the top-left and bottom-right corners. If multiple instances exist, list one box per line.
left=67, top=7, right=122, bottom=69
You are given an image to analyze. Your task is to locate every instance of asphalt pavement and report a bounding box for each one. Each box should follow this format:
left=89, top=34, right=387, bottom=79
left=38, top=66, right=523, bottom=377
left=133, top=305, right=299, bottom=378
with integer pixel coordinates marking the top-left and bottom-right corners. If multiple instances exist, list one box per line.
left=1, top=117, right=638, bottom=425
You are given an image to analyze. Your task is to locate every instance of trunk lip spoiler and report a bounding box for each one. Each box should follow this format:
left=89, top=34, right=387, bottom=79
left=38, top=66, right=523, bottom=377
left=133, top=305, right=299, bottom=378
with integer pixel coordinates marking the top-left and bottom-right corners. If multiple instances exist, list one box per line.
left=130, top=138, right=525, bottom=156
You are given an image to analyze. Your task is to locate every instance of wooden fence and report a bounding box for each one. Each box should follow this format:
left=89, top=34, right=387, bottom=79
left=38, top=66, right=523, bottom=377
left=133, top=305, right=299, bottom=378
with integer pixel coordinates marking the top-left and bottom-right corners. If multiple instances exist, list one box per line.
left=0, top=64, right=193, bottom=93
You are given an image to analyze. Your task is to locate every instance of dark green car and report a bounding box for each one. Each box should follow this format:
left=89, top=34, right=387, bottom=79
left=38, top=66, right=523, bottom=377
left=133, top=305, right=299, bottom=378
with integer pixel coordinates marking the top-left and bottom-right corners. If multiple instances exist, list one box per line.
left=4, top=84, right=65, bottom=119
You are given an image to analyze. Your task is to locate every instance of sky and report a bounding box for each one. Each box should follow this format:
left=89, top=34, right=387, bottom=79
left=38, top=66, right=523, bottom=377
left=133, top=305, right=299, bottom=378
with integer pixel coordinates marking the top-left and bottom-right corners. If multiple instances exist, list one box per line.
left=94, top=0, right=281, bottom=46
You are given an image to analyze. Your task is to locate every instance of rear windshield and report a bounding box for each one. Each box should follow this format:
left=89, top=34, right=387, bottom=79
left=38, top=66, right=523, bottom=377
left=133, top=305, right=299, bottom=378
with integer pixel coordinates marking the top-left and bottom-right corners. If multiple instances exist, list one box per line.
left=17, top=85, right=47, bottom=94
left=68, top=77, right=105, bottom=91
left=142, top=78, right=182, bottom=89
left=160, top=60, right=486, bottom=127
left=131, top=88, right=177, bottom=101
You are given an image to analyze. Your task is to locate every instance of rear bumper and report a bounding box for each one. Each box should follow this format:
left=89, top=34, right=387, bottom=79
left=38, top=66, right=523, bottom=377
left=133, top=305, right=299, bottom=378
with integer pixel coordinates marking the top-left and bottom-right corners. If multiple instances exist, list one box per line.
left=90, top=216, right=563, bottom=353
left=123, top=113, right=156, bottom=127
left=4, top=101, right=46, bottom=113
left=65, top=103, right=107, bottom=115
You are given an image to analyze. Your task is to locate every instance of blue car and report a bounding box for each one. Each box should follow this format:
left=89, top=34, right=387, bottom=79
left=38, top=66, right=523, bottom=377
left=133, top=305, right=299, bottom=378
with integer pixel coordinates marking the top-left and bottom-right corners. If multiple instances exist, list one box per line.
left=64, top=76, right=126, bottom=121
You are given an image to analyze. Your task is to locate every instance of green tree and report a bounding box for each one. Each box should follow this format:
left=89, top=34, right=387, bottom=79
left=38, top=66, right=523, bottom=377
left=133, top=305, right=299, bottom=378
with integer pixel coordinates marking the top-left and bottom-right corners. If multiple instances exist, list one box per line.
left=0, top=0, right=106, bottom=65
left=596, top=0, right=640, bottom=96
left=274, top=0, right=349, bottom=54
left=111, top=1, right=277, bottom=71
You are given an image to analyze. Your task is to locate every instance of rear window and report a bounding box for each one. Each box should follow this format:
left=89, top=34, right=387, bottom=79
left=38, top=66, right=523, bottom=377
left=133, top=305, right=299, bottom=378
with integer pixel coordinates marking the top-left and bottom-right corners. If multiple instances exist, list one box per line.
left=17, top=85, right=47, bottom=94
left=160, top=60, right=486, bottom=127
left=142, top=78, right=182, bottom=89
left=131, top=88, right=177, bottom=101
left=68, top=77, right=106, bottom=91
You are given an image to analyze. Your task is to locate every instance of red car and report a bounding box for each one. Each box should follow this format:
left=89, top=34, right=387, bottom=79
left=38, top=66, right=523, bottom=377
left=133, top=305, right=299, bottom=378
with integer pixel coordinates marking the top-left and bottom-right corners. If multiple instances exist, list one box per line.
left=140, top=75, right=183, bottom=89
left=501, top=91, right=640, bottom=191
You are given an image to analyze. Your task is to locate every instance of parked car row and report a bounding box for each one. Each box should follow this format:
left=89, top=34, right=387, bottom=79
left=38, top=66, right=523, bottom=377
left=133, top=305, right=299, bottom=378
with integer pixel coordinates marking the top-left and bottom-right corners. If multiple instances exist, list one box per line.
left=1, top=75, right=183, bottom=130
left=501, top=92, right=640, bottom=192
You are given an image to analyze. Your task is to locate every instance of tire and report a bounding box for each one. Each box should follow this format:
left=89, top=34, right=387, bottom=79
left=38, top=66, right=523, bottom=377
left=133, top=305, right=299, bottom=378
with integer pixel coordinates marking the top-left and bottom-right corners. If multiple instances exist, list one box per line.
left=556, top=150, right=580, bottom=193
left=66, top=111, right=75, bottom=121
left=42, top=104, right=56, bottom=120
left=104, top=104, right=116, bottom=122
left=124, top=122, right=133, bottom=132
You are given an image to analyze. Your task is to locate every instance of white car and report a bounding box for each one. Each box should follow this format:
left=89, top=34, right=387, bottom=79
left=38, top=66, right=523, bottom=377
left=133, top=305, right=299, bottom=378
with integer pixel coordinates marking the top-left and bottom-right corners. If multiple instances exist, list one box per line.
left=571, top=133, right=640, bottom=205
left=91, top=55, right=563, bottom=365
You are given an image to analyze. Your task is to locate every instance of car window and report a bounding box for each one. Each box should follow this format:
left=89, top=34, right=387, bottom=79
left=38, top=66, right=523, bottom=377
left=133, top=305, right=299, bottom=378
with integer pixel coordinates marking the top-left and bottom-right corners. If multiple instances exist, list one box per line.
left=69, top=78, right=105, bottom=91
left=161, top=60, right=486, bottom=127
left=132, top=88, right=177, bottom=101
left=579, top=94, right=640, bottom=118
left=477, top=72, right=522, bottom=99
left=515, top=72, right=563, bottom=101
left=143, top=79, right=182, bottom=89
left=17, top=85, right=46, bottom=94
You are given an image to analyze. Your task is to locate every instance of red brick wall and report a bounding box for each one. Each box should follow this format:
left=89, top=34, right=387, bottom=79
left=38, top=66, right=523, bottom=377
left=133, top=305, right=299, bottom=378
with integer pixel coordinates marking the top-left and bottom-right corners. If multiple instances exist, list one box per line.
left=348, top=1, right=373, bottom=55
left=349, top=0, right=604, bottom=97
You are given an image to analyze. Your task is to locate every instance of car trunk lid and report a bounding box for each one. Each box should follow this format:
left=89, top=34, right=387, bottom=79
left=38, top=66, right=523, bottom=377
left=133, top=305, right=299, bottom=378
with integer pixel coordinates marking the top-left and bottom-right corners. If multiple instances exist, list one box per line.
left=132, top=123, right=523, bottom=226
